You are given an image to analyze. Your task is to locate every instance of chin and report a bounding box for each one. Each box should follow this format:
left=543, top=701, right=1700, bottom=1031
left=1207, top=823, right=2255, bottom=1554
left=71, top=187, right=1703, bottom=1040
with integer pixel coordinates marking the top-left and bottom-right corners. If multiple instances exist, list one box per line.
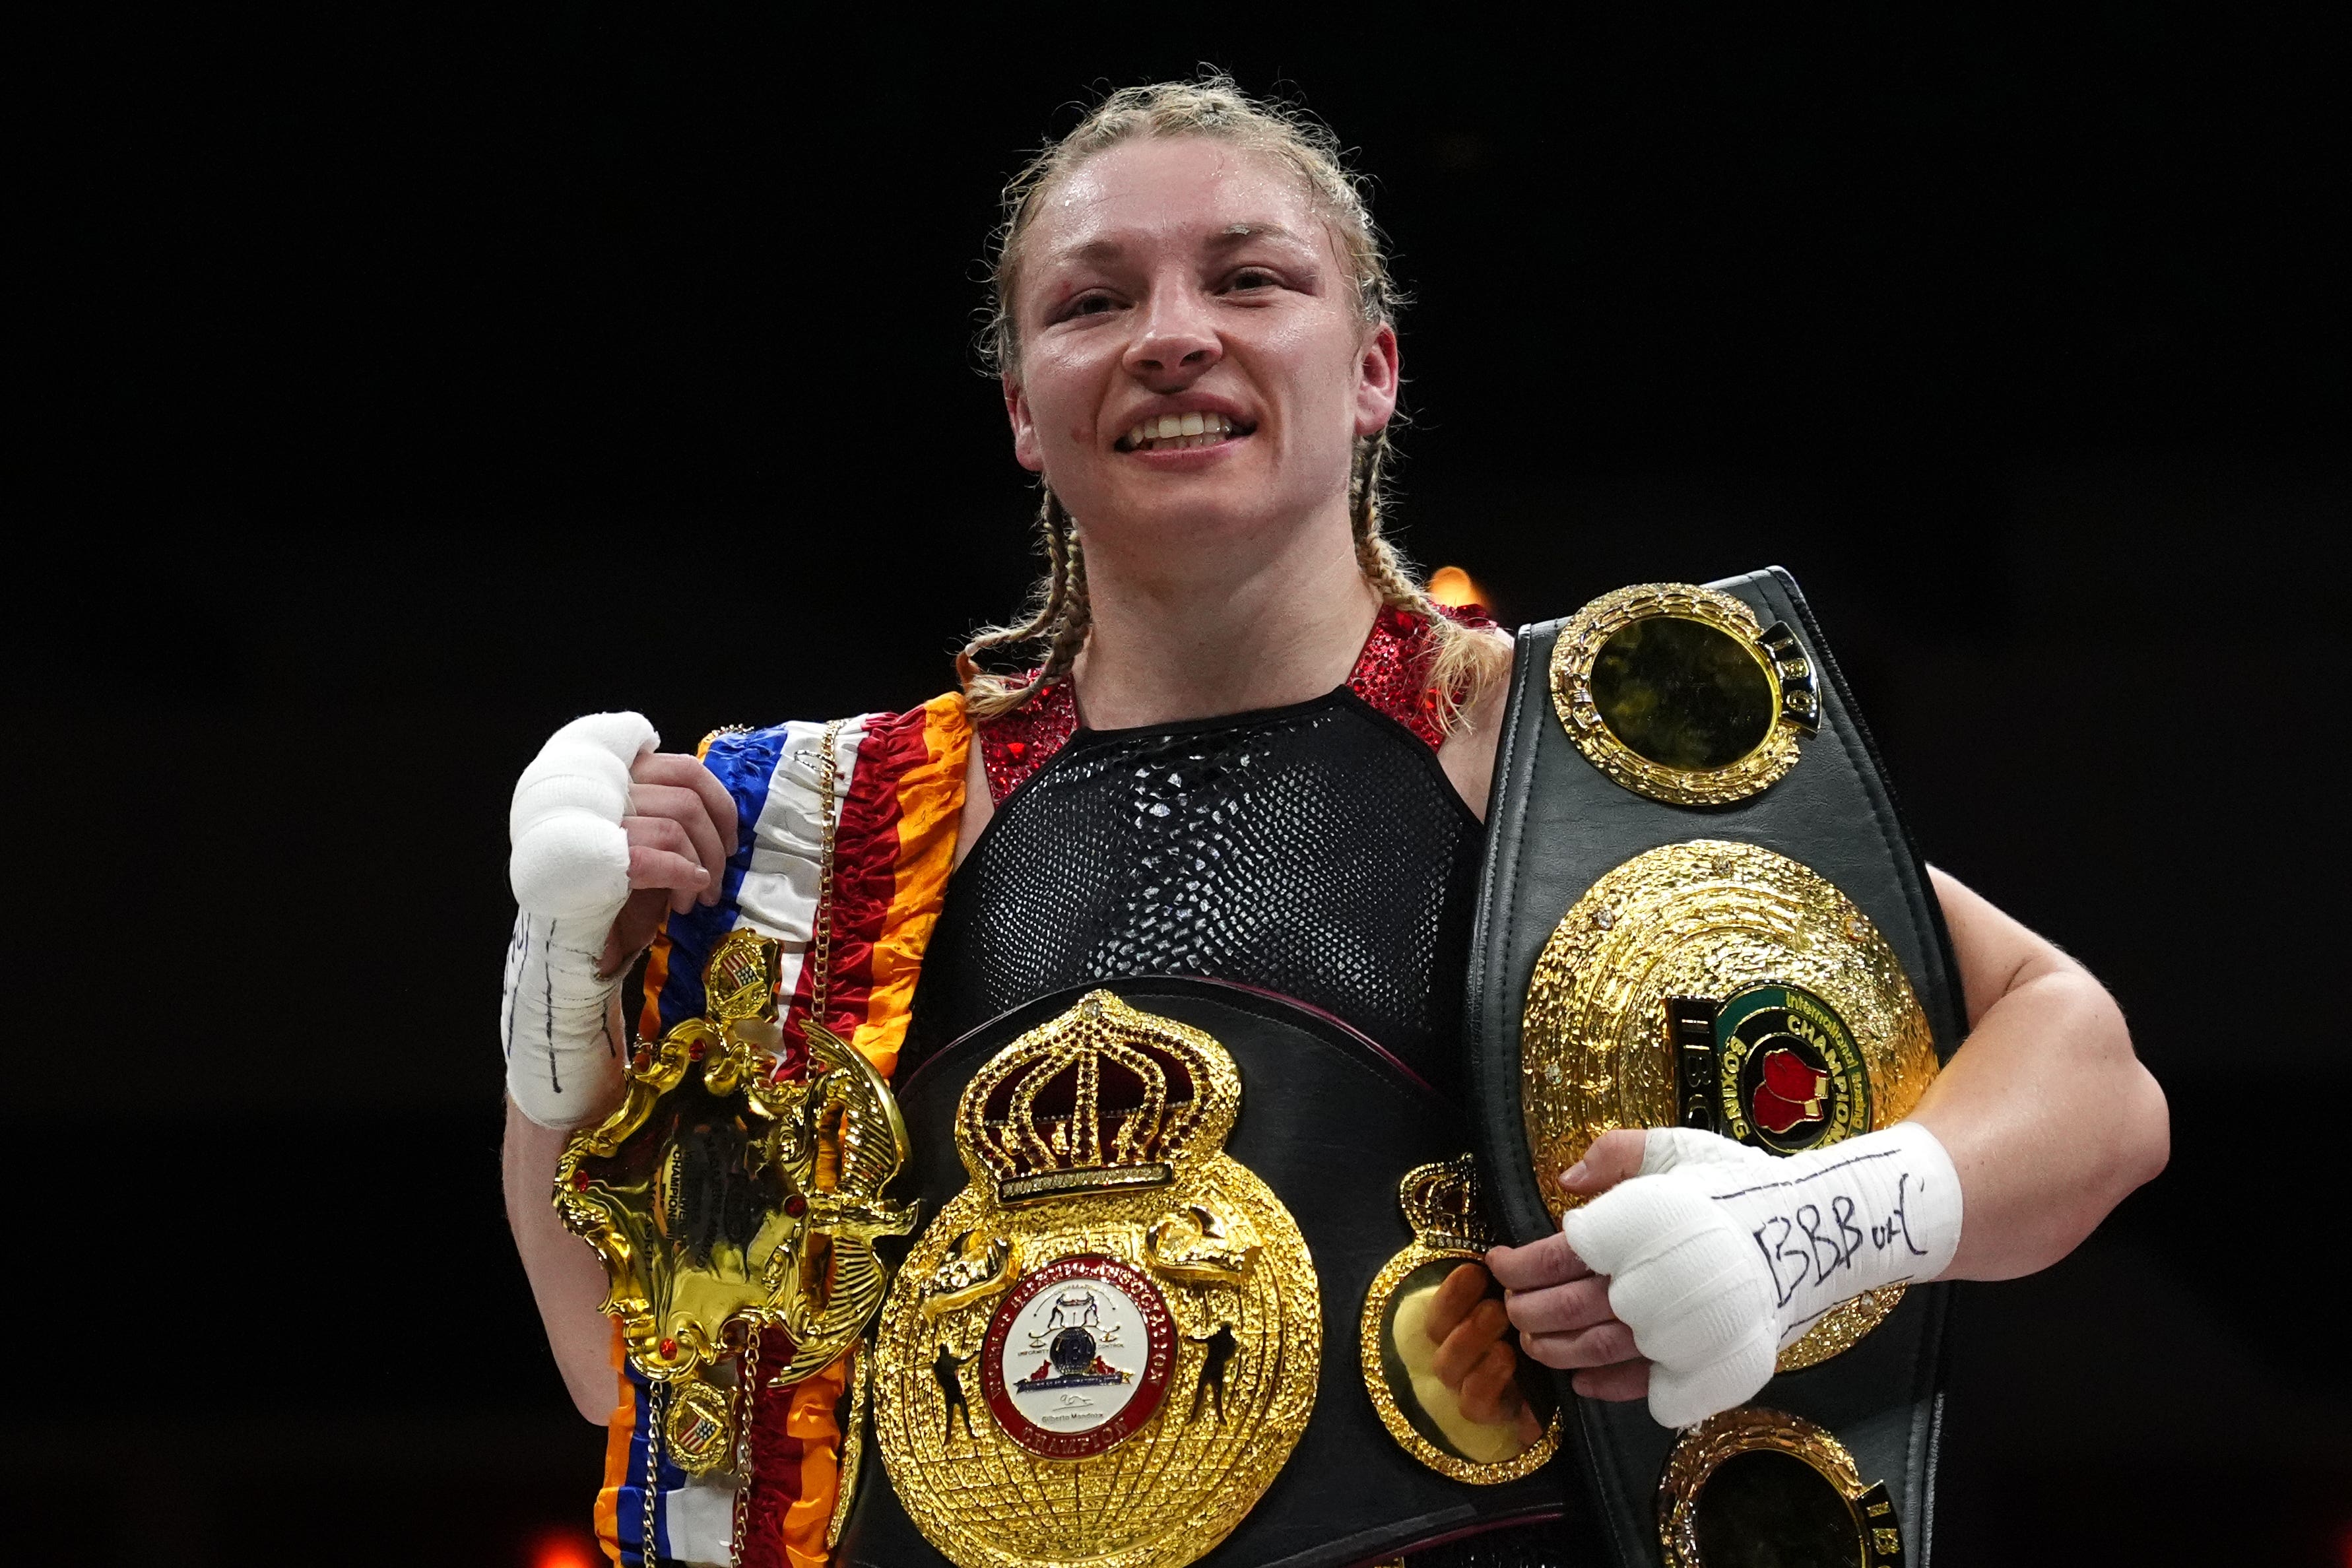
left=1099, top=483, right=1299, bottom=551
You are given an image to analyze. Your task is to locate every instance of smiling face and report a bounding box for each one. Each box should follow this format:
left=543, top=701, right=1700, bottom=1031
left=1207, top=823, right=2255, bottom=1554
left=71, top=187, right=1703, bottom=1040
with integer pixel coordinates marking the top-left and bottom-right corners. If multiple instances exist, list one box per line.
left=1003, top=135, right=1400, bottom=573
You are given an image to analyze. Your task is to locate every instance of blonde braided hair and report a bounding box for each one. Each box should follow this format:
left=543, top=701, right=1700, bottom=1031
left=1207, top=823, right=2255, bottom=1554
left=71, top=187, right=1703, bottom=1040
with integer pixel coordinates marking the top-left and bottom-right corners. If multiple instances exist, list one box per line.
left=961, top=74, right=1507, bottom=730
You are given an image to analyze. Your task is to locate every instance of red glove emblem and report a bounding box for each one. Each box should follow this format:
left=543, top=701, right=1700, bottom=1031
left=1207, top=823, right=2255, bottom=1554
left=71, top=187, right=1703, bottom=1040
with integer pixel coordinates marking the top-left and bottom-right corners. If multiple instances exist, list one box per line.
left=1751, top=1047, right=1829, bottom=1135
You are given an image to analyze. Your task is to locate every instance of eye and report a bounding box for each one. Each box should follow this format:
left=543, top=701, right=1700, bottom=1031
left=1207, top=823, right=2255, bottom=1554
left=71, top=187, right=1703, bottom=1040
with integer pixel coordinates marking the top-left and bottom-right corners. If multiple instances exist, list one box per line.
left=1059, top=291, right=1121, bottom=321
left=1224, top=267, right=1280, bottom=292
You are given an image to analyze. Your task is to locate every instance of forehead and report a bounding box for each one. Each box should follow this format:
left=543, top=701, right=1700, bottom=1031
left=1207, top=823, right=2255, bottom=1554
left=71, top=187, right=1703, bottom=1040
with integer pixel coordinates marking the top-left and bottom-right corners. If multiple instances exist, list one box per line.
left=1027, top=137, right=1330, bottom=270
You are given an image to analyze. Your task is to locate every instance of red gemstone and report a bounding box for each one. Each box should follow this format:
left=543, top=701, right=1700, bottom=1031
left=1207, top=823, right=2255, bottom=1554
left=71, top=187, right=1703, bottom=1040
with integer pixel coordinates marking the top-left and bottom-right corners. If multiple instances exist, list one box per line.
left=785, top=1194, right=808, bottom=1218
left=687, top=1040, right=705, bottom=1061
left=659, top=1338, right=677, bottom=1357
left=571, top=1170, right=591, bottom=1191
left=1006, top=740, right=1028, bottom=758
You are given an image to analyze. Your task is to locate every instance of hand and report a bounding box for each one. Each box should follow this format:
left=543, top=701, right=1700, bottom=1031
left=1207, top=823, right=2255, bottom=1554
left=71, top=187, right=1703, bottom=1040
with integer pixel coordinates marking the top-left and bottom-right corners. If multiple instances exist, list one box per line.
left=1486, top=1128, right=1654, bottom=1403
left=1563, top=1121, right=1963, bottom=1429
left=601, top=751, right=738, bottom=972
left=1421, top=1262, right=1543, bottom=1445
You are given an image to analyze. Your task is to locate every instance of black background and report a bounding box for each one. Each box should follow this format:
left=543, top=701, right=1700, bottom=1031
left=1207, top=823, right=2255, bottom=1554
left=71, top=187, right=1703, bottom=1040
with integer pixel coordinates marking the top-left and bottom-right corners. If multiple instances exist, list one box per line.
left=10, top=9, right=2347, bottom=1567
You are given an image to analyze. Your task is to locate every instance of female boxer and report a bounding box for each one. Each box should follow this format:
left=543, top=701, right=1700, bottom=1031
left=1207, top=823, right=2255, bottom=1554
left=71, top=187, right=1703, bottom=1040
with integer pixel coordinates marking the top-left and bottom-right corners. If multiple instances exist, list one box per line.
left=502, top=76, right=2168, bottom=1568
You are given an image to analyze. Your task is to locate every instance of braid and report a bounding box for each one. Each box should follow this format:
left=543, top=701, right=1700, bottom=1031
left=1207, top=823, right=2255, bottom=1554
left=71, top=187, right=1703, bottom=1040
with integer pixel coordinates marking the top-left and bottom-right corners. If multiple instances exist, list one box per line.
left=1039, top=514, right=1093, bottom=684
left=959, top=486, right=1093, bottom=719
left=1350, top=431, right=1426, bottom=614
left=1346, top=428, right=1510, bottom=737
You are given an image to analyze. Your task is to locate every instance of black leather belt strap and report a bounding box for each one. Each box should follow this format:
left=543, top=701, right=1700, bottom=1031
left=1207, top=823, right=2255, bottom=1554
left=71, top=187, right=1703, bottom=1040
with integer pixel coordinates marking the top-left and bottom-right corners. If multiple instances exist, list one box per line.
left=842, top=976, right=1569, bottom=1568
left=1463, top=567, right=1963, bottom=1568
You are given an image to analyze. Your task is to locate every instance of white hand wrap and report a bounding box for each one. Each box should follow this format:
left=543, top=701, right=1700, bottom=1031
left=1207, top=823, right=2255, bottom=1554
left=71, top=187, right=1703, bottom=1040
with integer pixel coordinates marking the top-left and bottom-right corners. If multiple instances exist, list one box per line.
left=500, top=711, right=660, bottom=1129
left=1563, top=1121, right=1963, bottom=1429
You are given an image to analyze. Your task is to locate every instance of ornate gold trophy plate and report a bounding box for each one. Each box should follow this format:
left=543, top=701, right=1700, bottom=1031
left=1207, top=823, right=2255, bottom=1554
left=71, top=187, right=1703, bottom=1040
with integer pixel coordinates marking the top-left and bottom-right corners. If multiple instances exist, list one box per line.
left=1359, top=1154, right=1562, bottom=1484
left=554, top=925, right=916, bottom=1476
left=1521, top=839, right=1940, bottom=1369
left=873, top=990, right=1320, bottom=1568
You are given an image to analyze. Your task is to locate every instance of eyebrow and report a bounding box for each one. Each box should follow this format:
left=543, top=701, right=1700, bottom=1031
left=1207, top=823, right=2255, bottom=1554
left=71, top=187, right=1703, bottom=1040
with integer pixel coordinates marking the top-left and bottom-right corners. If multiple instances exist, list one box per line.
left=1051, top=221, right=1310, bottom=267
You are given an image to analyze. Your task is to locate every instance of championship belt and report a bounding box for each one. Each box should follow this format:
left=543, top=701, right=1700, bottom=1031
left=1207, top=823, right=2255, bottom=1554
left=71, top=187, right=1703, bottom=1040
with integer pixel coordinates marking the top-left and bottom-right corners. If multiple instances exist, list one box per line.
left=554, top=719, right=913, bottom=1561
left=1465, top=570, right=1962, bottom=1568
left=841, top=977, right=1567, bottom=1568
left=554, top=930, right=916, bottom=1477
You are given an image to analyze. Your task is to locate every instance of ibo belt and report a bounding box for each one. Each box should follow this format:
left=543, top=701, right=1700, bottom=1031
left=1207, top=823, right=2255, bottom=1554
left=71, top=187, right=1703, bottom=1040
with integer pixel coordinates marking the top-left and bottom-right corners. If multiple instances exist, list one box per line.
left=1466, top=569, right=1962, bottom=1568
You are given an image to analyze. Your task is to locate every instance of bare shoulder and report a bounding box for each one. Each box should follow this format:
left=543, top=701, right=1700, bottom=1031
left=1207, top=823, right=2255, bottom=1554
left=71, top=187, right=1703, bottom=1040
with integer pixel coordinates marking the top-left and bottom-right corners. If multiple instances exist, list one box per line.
left=1437, top=627, right=1517, bottom=821
left=952, top=732, right=993, bottom=870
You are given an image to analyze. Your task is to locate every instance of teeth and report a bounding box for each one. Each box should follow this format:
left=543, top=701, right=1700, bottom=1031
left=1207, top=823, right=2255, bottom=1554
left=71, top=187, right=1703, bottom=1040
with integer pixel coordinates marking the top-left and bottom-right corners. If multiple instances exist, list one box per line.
left=1123, top=412, right=1239, bottom=451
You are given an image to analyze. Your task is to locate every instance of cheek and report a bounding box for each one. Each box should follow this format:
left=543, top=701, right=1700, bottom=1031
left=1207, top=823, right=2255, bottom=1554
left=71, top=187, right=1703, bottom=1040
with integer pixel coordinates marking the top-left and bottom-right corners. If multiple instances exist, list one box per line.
left=1255, top=319, right=1367, bottom=420
left=1018, top=350, right=1107, bottom=451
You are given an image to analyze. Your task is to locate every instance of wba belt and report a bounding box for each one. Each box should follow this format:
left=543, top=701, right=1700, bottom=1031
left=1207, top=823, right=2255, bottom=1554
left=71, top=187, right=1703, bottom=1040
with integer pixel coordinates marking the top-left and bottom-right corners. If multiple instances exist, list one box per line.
left=1464, top=568, right=1963, bottom=1568
left=839, top=977, right=1569, bottom=1567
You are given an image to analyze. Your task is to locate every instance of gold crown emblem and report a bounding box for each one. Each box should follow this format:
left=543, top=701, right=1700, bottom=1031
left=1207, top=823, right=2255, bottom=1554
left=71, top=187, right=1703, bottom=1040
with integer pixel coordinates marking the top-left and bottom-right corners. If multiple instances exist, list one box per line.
left=1397, top=1153, right=1493, bottom=1253
left=878, top=987, right=1320, bottom=1568
left=956, top=990, right=1241, bottom=1203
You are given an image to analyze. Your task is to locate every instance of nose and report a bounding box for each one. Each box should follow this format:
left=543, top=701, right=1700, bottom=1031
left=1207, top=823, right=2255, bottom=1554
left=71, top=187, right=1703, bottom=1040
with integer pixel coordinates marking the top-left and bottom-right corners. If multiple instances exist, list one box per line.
left=1122, top=280, right=1221, bottom=386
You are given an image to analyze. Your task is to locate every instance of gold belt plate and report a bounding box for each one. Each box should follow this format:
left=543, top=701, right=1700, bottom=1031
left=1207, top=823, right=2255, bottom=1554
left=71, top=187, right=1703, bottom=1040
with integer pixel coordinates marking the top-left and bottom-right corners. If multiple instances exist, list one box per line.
left=1359, top=1154, right=1563, bottom=1483
left=1520, top=840, right=1939, bottom=1369
left=1550, top=582, right=1820, bottom=808
left=1659, top=1406, right=1907, bottom=1566
left=874, top=990, right=1320, bottom=1568
left=553, top=928, right=917, bottom=1472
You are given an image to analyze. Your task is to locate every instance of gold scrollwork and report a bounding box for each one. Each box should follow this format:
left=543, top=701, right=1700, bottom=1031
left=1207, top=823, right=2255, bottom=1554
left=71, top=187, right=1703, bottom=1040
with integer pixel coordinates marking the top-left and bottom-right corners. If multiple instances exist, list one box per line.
left=1520, top=841, right=1938, bottom=1371
left=1146, top=1201, right=1262, bottom=1288
left=1659, top=1406, right=1905, bottom=1567
left=826, top=1339, right=873, bottom=1552
left=552, top=927, right=917, bottom=1472
left=921, top=1231, right=1023, bottom=1320
left=1550, top=582, right=1819, bottom=807
left=1359, top=1155, right=1563, bottom=1484
left=873, top=990, right=1319, bottom=1568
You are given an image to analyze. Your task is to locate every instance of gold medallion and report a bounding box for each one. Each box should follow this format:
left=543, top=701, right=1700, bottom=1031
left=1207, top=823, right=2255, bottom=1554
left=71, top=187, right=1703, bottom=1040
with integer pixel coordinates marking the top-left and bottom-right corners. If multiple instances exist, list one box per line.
left=663, top=1374, right=740, bottom=1476
left=1520, top=841, right=1938, bottom=1369
left=554, top=927, right=918, bottom=1472
left=1359, top=1155, right=1562, bottom=1484
left=873, top=990, right=1319, bottom=1568
left=1550, top=582, right=1819, bottom=806
left=1659, top=1406, right=1906, bottom=1566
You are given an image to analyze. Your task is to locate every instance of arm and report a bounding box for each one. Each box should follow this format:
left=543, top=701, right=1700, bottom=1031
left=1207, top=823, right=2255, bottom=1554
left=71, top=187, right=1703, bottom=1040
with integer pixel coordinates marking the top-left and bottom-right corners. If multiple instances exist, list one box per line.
left=1912, top=866, right=2168, bottom=1278
left=502, top=723, right=739, bottom=1422
left=505, top=1087, right=624, bottom=1423
left=1493, top=865, right=2170, bottom=1416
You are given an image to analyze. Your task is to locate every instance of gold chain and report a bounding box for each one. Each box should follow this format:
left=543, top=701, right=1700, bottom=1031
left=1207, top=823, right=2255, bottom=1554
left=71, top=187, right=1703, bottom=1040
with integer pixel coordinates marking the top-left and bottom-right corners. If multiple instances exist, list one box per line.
left=810, top=719, right=842, bottom=1029
left=641, top=1381, right=665, bottom=1568
left=729, top=1330, right=763, bottom=1568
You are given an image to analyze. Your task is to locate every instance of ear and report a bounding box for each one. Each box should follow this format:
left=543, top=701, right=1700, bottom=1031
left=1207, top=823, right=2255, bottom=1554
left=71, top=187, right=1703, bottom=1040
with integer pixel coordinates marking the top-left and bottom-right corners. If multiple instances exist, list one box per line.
left=1352, top=322, right=1401, bottom=439
left=1004, top=374, right=1045, bottom=473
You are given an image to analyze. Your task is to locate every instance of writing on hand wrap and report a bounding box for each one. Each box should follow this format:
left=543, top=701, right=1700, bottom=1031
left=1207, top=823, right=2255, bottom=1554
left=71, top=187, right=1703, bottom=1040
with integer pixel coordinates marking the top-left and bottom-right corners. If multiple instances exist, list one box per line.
left=1712, top=1146, right=1936, bottom=1311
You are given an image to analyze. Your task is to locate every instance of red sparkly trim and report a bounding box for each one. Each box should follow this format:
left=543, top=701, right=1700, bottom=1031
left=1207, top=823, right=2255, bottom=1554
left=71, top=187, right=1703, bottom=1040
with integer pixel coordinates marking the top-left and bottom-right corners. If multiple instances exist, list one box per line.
left=977, top=675, right=1078, bottom=804
left=1349, top=604, right=1490, bottom=750
left=975, top=605, right=1489, bottom=799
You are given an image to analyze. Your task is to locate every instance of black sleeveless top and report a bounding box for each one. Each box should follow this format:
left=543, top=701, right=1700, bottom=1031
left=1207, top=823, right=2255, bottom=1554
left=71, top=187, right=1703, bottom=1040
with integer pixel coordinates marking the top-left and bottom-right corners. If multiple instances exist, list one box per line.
left=899, top=628, right=1581, bottom=1568
left=904, top=686, right=1484, bottom=1090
